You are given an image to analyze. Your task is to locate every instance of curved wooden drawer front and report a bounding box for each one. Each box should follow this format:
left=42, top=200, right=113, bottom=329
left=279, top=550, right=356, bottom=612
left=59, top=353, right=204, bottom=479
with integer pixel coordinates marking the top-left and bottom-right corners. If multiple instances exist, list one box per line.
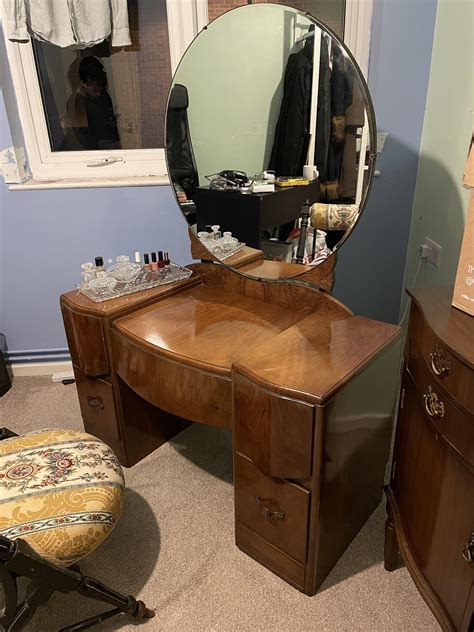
left=113, top=331, right=232, bottom=428
left=235, top=454, right=310, bottom=564
left=61, top=306, right=109, bottom=376
left=407, top=342, right=474, bottom=470
left=233, top=372, right=314, bottom=479
left=410, top=304, right=474, bottom=415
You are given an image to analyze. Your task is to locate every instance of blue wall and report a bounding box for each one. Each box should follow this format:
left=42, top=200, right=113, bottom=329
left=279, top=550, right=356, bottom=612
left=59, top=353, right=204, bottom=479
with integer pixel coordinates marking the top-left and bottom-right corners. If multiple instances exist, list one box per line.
left=0, top=0, right=439, bottom=361
left=333, top=0, right=438, bottom=323
left=0, top=94, right=191, bottom=362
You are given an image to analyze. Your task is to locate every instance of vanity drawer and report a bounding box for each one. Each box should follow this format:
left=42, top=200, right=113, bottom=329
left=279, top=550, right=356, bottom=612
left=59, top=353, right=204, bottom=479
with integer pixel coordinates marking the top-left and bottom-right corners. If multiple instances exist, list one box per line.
left=73, top=368, right=122, bottom=454
left=233, top=371, right=314, bottom=479
left=410, top=304, right=474, bottom=414
left=234, top=454, right=310, bottom=564
left=61, top=305, right=109, bottom=377
left=407, top=344, right=474, bottom=470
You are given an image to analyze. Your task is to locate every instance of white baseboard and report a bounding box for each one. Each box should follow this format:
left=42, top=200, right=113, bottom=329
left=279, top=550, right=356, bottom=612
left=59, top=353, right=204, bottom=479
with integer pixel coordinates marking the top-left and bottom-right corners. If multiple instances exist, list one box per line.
left=11, top=361, right=73, bottom=377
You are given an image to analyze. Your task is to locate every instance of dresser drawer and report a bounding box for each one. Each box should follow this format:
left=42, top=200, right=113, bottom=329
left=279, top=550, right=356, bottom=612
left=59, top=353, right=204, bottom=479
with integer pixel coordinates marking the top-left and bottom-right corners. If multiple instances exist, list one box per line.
left=410, top=304, right=474, bottom=415
left=73, top=367, right=122, bottom=452
left=407, top=344, right=474, bottom=470
left=234, top=454, right=310, bottom=564
left=233, top=372, right=314, bottom=479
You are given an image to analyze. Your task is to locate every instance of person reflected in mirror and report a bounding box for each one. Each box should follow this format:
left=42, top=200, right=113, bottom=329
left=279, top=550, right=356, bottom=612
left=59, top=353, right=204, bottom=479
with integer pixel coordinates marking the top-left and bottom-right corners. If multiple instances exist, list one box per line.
left=66, top=56, right=121, bottom=150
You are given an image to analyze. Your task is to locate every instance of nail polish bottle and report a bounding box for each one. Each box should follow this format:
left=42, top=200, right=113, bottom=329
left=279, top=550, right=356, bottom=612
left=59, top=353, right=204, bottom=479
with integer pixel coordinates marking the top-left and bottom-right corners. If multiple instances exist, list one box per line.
left=164, top=251, right=170, bottom=267
left=151, top=252, right=158, bottom=270
left=158, top=251, right=165, bottom=269
left=143, top=253, right=151, bottom=271
left=95, top=256, right=104, bottom=271
left=134, top=251, right=141, bottom=265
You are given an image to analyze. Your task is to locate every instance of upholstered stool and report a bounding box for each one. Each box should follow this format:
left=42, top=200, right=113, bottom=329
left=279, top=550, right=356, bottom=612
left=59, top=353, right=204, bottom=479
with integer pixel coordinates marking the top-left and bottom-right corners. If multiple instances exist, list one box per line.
left=0, top=428, right=124, bottom=566
left=0, top=427, right=154, bottom=631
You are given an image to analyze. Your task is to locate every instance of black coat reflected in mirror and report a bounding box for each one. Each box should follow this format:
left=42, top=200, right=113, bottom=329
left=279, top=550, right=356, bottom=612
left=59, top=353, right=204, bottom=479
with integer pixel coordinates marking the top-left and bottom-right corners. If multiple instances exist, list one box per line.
left=165, top=3, right=376, bottom=281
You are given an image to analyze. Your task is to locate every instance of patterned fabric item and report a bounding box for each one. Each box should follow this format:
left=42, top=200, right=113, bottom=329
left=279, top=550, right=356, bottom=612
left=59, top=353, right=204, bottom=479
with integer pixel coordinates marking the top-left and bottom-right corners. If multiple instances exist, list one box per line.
left=310, top=202, right=360, bottom=231
left=0, top=429, right=124, bottom=566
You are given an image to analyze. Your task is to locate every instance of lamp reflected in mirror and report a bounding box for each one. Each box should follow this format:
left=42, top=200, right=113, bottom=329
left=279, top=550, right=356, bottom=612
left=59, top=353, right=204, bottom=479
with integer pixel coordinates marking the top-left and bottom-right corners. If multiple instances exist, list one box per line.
left=165, top=3, right=376, bottom=283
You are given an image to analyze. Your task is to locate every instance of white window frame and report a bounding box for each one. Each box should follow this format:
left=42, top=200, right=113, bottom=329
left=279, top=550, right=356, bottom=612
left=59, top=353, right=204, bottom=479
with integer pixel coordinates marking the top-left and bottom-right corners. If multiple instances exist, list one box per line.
left=0, top=0, right=208, bottom=188
left=344, top=0, right=374, bottom=79
left=1, top=0, right=370, bottom=190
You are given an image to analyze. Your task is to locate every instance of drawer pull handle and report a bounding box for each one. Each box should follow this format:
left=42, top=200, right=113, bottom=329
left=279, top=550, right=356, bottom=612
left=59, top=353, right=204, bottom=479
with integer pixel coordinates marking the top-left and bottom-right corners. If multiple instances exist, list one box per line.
left=462, top=532, right=474, bottom=564
left=423, top=386, right=444, bottom=419
left=429, top=346, right=452, bottom=378
left=256, top=496, right=285, bottom=520
left=88, top=396, right=104, bottom=411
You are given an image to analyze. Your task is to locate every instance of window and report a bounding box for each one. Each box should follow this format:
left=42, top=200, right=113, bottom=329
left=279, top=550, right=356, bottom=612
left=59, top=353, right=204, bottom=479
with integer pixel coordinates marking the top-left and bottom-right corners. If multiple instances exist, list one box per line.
left=1, top=0, right=207, bottom=187
left=2, top=0, right=369, bottom=189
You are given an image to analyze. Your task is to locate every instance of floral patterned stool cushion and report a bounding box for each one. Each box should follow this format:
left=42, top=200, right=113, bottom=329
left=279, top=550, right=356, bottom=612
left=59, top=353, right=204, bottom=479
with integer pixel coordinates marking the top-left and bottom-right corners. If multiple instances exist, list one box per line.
left=0, top=429, right=124, bottom=567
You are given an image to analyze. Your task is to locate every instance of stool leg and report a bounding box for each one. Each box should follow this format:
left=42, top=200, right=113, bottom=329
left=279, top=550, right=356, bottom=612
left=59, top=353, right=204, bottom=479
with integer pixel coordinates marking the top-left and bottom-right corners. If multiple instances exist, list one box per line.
left=77, top=575, right=155, bottom=619
left=7, top=584, right=54, bottom=632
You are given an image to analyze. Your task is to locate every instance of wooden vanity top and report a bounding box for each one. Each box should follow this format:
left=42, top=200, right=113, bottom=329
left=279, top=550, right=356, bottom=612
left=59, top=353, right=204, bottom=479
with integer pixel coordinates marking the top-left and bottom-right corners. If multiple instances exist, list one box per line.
left=114, top=281, right=401, bottom=402
left=113, top=284, right=309, bottom=375
left=234, top=310, right=401, bottom=404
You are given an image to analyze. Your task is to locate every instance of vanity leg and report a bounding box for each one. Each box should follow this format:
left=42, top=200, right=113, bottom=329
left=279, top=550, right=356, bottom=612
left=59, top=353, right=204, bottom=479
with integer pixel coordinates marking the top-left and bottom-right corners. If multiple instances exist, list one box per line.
left=384, top=504, right=399, bottom=572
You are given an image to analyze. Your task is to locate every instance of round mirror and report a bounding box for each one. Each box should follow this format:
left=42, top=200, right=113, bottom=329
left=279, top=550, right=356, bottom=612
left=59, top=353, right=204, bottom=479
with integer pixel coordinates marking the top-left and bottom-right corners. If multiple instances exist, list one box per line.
left=165, top=3, right=376, bottom=283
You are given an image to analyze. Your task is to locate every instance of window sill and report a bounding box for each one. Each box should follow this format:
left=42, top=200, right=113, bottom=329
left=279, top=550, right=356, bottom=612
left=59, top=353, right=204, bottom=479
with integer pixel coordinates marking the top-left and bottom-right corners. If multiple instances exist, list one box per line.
left=8, top=174, right=170, bottom=191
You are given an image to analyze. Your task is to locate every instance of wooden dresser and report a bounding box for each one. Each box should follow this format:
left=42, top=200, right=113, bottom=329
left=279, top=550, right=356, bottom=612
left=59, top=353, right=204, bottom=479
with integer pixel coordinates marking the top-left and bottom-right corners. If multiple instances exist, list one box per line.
left=61, top=258, right=402, bottom=595
left=384, top=286, right=474, bottom=631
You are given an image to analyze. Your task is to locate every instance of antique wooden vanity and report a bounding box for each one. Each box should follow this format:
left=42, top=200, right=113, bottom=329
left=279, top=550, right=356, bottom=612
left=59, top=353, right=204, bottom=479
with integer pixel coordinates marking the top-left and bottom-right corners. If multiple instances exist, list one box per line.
left=61, top=5, right=404, bottom=596
left=61, top=247, right=402, bottom=594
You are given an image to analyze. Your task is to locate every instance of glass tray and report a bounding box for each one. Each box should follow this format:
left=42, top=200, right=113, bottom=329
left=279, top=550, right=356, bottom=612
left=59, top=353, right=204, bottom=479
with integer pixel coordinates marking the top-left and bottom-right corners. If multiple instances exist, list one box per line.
left=76, top=263, right=193, bottom=303
left=200, top=240, right=245, bottom=260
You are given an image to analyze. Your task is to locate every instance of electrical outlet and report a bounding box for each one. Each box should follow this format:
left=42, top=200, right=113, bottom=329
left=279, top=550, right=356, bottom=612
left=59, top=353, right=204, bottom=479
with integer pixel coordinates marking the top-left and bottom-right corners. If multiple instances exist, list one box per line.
left=423, top=238, right=442, bottom=267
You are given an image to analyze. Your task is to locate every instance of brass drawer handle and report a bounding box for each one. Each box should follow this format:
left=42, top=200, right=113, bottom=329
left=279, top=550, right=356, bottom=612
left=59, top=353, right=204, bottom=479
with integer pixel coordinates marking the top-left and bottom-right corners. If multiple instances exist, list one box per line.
left=87, top=396, right=104, bottom=411
left=256, top=496, right=285, bottom=520
left=423, top=386, right=444, bottom=419
left=429, top=346, right=452, bottom=378
left=462, top=532, right=474, bottom=563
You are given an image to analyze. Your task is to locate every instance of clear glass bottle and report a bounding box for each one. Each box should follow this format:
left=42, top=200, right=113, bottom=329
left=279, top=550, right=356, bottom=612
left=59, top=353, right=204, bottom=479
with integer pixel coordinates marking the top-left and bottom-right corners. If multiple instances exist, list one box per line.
left=220, top=231, right=238, bottom=253
left=89, top=271, right=117, bottom=291
left=107, top=255, right=141, bottom=282
left=81, top=262, right=96, bottom=285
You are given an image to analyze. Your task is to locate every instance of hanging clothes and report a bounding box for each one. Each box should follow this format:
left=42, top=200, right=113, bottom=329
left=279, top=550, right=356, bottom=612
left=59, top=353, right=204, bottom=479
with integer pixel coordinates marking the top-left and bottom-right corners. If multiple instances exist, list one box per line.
left=269, top=31, right=362, bottom=203
left=267, top=37, right=314, bottom=177
left=5, top=0, right=131, bottom=48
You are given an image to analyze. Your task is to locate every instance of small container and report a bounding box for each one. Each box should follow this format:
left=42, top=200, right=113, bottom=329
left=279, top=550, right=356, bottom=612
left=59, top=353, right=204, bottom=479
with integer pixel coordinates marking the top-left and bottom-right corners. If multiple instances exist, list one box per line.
left=158, top=251, right=165, bottom=269
left=107, top=255, right=141, bottom=282
left=95, top=256, right=104, bottom=271
left=164, top=251, right=170, bottom=267
left=89, top=271, right=117, bottom=291
left=143, top=253, right=151, bottom=271
left=81, top=262, right=96, bottom=285
left=151, top=252, right=158, bottom=271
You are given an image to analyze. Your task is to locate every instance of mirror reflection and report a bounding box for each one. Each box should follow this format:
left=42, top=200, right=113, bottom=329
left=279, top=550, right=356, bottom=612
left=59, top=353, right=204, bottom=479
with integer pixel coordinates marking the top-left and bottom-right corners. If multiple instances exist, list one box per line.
left=166, top=4, right=375, bottom=276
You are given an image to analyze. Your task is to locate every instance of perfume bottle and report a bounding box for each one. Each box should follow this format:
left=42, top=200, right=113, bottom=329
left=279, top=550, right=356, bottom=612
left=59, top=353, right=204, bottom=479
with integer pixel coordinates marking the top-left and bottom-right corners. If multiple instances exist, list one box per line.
left=89, top=270, right=117, bottom=291
left=81, top=262, right=96, bottom=285
left=107, top=255, right=141, bottom=282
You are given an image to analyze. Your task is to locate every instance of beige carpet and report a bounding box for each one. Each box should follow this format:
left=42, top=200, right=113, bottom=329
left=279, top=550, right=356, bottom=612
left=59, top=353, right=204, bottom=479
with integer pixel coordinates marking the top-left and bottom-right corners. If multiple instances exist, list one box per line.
left=0, top=376, right=440, bottom=631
